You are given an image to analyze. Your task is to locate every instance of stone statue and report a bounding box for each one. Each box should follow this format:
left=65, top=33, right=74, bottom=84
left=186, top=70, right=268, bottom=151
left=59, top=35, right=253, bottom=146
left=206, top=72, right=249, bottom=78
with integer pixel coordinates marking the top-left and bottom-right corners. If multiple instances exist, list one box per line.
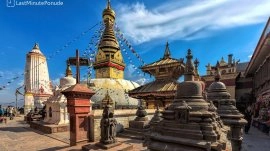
left=100, top=102, right=117, bottom=145
left=109, top=112, right=117, bottom=142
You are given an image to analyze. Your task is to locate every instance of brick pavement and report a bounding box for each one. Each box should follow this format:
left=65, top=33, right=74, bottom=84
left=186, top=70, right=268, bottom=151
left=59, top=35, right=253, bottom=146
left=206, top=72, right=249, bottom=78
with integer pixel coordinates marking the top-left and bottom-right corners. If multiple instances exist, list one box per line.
left=0, top=116, right=69, bottom=151
left=0, top=116, right=146, bottom=151
left=2, top=116, right=270, bottom=151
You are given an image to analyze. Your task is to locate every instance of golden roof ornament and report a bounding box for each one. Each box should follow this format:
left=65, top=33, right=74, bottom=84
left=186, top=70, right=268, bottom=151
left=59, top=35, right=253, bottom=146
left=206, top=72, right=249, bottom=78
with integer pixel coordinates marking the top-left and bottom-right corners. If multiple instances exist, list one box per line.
left=102, top=0, right=115, bottom=21
left=163, top=42, right=171, bottom=59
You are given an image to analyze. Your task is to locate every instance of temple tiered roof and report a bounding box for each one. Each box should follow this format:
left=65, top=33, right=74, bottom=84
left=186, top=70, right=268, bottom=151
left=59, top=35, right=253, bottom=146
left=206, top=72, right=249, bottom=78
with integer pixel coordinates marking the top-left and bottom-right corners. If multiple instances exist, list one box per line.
left=141, top=42, right=184, bottom=80
left=129, top=79, right=178, bottom=98
left=129, top=42, right=184, bottom=99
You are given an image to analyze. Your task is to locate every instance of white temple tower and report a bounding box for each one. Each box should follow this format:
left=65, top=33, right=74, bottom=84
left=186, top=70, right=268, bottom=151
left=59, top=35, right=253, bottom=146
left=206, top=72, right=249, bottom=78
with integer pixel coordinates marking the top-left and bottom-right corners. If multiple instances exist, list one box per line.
left=24, top=43, right=52, bottom=114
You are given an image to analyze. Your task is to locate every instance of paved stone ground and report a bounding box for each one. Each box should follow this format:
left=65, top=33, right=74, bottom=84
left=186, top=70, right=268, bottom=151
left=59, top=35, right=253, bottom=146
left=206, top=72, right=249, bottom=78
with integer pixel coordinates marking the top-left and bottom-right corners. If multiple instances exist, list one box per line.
left=242, top=126, right=270, bottom=151
left=1, top=116, right=270, bottom=151
left=0, top=116, right=146, bottom=151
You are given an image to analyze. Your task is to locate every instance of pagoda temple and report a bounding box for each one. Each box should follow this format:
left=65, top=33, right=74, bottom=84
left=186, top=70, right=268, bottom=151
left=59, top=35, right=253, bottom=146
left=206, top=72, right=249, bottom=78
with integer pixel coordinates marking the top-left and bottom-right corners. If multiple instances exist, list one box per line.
left=129, top=42, right=185, bottom=109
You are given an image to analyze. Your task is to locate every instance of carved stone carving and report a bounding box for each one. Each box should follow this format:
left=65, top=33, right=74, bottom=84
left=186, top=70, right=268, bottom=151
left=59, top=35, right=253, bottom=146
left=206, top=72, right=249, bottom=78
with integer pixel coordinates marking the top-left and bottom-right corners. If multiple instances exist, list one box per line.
left=174, top=101, right=191, bottom=124
left=100, top=103, right=117, bottom=145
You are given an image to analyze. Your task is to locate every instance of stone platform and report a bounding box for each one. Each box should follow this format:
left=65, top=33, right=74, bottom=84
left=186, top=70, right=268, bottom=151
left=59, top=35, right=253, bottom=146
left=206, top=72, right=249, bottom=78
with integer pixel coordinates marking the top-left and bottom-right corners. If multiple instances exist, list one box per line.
left=118, top=128, right=149, bottom=140
left=29, top=121, right=69, bottom=134
left=82, top=142, right=133, bottom=151
left=129, top=118, right=149, bottom=129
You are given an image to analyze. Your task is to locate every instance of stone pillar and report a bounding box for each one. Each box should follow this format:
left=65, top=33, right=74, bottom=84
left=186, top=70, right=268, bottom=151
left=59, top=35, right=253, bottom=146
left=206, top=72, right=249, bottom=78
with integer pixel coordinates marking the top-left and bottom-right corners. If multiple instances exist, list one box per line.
left=62, top=84, right=95, bottom=146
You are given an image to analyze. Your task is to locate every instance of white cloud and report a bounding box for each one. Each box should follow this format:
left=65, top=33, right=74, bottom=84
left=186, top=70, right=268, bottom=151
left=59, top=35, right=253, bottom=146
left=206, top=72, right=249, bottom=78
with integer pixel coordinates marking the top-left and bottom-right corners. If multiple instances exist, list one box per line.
left=135, top=77, right=149, bottom=85
left=116, top=0, right=270, bottom=44
left=125, top=64, right=151, bottom=85
left=125, top=64, right=137, bottom=79
left=248, top=54, right=253, bottom=58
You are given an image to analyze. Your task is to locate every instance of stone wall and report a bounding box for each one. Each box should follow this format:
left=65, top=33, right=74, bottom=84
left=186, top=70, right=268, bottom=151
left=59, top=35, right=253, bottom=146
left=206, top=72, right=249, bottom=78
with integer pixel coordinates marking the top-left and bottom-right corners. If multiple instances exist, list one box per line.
left=89, top=109, right=155, bottom=142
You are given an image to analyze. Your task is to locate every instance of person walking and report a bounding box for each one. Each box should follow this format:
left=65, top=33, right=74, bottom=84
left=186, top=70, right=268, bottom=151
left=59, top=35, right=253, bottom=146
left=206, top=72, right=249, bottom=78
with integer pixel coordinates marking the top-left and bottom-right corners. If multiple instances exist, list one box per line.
left=0, top=105, right=7, bottom=124
left=244, top=104, right=253, bottom=134
left=0, top=105, right=3, bottom=116
left=6, top=106, right=10, bottom=117
left=9, top=107, right=14, bottom=120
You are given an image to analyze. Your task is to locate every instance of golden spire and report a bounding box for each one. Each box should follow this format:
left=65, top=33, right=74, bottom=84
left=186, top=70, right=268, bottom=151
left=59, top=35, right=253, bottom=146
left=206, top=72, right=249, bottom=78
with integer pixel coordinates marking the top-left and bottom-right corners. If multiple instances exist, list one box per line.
left=100, top=0, right=118, bottom=51
left=65, top=63, right=73, bottom=77
left=103, top=0, right=115, bottom=21
left=107, top=0, right=111, bottom=9
left=163, top=42, right=171, bottom=59
left=93, top=1, right=125, bottom=79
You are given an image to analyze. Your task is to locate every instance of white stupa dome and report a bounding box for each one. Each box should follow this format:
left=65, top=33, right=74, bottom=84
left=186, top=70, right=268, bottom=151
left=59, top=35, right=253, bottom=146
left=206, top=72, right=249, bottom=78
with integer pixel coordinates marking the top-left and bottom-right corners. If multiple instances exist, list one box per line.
left=87, top=78, right=140, bottom=108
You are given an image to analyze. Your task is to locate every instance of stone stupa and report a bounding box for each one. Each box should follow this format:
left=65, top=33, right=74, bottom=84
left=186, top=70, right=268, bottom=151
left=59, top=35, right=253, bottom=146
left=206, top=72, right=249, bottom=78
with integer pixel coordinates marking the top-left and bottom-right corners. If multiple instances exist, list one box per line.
left=44, top=63, right=76, bottom=125
left=207, top=66, right=247, bottom=151
left=145, top=49, right=230, bottom=151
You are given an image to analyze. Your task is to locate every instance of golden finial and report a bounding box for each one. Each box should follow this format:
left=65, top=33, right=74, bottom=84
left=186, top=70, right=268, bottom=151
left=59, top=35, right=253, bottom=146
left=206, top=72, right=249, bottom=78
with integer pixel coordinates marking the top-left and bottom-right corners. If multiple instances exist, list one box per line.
left=163, top=41, right=171, bottom=59
left=107, top=0, right=111, bottom=9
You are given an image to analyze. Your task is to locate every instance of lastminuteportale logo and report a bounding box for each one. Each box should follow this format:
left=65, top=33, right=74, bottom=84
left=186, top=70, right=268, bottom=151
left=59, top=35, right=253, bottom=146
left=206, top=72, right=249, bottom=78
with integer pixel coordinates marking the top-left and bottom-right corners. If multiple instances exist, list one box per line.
left=6, top=0, right=64, bottom=7
left=7, top=0, right=15, bottom=7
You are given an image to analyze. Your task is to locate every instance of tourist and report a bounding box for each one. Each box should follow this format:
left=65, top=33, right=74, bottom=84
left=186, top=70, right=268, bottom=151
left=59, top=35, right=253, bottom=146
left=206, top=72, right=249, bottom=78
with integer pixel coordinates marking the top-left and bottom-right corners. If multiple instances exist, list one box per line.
left=0, top=105, right=7, bottom=124
left=9, top=107, right=14, bottom=120
left=6, top=106, right=9, bottom=117
left=0, top=105, right=3, bottom=116
left=244, top=104, right=253, bottom=134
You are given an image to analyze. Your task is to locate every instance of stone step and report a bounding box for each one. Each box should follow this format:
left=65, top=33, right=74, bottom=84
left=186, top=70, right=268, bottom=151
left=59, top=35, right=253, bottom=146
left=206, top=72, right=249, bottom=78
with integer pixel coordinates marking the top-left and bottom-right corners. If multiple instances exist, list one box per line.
left=124, top=128, right=149, bottom=135
left=118, top=132, right=145, bottom=140
left=117, top=128, right=149, bottom=140
left=82, top=142, right=133, bottom=151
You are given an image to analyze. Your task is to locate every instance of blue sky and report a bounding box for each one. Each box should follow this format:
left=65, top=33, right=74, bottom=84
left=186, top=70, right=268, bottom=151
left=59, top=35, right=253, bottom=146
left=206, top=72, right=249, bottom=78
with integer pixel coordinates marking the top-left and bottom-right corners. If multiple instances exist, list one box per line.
left=0, top=0, right=269, bottom=106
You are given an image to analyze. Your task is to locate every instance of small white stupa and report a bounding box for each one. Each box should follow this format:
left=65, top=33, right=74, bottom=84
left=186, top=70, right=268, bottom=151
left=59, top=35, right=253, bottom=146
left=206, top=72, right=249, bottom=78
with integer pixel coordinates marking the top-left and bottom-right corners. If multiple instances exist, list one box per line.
left=44, top=64, right=76, bottom=125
